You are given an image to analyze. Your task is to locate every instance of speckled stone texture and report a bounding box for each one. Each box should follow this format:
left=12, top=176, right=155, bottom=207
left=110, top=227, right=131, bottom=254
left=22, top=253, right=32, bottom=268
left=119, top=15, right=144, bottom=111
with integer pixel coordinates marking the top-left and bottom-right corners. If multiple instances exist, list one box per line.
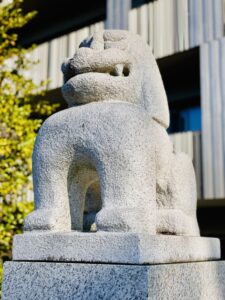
left=24, top=30, right=200, bottom=237
left=2, top=261, right=225, bottom=300
left=12, top=232, right=221, bottom=264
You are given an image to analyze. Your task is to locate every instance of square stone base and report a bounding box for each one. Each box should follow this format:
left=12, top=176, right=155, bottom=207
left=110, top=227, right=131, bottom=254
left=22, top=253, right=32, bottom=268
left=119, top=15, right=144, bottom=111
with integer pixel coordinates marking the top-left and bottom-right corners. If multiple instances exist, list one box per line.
left=12, top=232, right=221, bottom=264
left=2, top=261, right=225, bottom=299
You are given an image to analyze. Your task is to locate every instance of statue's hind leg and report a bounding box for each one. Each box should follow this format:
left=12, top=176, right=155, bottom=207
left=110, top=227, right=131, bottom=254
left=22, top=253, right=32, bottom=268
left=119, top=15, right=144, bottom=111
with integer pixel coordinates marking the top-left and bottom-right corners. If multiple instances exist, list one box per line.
left=156, top=151, right=200, bottom=236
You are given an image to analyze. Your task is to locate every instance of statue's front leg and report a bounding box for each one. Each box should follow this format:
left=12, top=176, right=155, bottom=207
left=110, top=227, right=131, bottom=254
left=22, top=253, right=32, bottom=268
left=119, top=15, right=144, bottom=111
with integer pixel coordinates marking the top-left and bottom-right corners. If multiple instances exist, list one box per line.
left=24, top=122, right=72, bottom=232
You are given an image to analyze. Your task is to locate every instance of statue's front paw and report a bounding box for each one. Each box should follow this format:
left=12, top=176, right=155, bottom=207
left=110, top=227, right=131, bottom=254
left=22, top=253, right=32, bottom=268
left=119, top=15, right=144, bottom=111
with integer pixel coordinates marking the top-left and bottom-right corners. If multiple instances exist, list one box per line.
left=96, top=207, right=156, bottom=234
left=24, top=209, right=71, bottom=232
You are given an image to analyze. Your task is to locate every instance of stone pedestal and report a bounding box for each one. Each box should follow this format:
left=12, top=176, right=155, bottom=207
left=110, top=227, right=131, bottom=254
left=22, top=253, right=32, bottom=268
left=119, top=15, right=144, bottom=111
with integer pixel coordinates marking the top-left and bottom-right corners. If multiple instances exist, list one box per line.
left=12, top=232, right=220, bottom=264
left=2, top=261, right=225, bottom=300
left=2, top=232, right=223, bottom=299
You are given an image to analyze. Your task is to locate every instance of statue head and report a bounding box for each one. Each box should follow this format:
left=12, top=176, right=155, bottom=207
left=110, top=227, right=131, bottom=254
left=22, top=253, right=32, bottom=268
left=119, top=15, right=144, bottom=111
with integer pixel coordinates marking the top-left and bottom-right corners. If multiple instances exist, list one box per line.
left=61, top=30, right=169, bottom=128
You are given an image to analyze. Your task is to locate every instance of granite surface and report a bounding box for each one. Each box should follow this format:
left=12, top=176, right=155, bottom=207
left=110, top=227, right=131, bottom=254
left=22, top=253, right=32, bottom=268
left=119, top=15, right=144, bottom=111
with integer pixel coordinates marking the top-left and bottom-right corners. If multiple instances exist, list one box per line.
left=13, top=232, right=220, bottom=264
left=24, top=30, right=200, bottom=237
left=3, top=261, right=225, bottom=300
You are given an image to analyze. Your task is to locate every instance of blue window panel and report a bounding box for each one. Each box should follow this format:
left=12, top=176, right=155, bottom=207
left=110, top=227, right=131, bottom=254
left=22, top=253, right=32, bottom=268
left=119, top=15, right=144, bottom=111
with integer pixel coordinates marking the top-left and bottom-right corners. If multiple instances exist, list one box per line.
left=168, top=106, right=201, bottom=133
left=180, top=107, right=201, bottom=131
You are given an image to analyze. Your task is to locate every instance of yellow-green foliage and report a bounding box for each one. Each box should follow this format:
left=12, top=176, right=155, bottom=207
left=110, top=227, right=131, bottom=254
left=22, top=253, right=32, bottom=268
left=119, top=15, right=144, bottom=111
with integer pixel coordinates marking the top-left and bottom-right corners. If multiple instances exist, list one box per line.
left=0, top=0, right=58, bottom=293
left=0, top=201, right=34, bottom=287
left=0, top=0, right=57, bottom=203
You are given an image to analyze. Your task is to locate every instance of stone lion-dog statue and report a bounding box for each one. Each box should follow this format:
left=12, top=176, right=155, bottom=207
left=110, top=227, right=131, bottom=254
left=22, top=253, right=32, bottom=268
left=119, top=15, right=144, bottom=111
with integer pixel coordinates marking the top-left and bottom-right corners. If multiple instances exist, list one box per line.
left=24, top=30, right=200, bottom=236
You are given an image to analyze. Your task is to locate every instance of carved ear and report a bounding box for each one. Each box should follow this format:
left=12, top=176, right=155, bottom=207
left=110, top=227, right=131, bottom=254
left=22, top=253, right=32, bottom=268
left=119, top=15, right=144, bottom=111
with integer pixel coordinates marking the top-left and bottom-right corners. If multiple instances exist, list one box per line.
left=127, top=33, right=170, bottom=128
left=142, top=47, right=170, bottom=129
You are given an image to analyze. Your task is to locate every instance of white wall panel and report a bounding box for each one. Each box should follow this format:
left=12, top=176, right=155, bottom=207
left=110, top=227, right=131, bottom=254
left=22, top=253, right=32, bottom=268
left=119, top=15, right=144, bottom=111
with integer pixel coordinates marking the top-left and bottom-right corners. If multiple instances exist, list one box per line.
left=105, top=0, right=131, bottom=30
left=200, top=38, right=225, bottom=199
left=220, top=38, right=225, bottom=198
left=189, top=0, right=203, bottom=47
left=68, top=32, right=77, bottom=58
left=127, top=0, right=223, bottom=57
left=209, top=41, right=224, bottom=197
left=200, top=43, right=214, bottom=198
left=176, top=0, right=189, bottom=51
left=48, top=39, right=58, bottom=90
left=148, top=1, right=154, bottom=50
left=213, top=0, right=223, bottom=39
left=189, top=0, right=223, bottom=47
left=138, top=4, right=149, bottom=43
left=128, top=0, right=189, bottom=58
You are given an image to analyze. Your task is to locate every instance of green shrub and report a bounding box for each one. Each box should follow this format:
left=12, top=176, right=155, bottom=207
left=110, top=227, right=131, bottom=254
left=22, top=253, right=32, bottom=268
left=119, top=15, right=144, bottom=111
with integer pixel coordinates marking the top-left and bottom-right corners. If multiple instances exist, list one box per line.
left=0, top=1, right=58, bottom=296
left=0, top=201, right=33, bottom=294
left=0, top=1, right=57, bottom=294
left=0, top=0, right=57, bottom=205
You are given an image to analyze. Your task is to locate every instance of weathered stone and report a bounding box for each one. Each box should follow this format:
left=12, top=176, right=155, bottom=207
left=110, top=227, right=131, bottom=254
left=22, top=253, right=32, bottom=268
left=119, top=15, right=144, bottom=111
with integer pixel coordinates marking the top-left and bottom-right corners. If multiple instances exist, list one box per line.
left=3, top=261, right=225, bottom=300
left=12, top=232, right=220, bottom=264
left=23, top=30, right=200, bottom=237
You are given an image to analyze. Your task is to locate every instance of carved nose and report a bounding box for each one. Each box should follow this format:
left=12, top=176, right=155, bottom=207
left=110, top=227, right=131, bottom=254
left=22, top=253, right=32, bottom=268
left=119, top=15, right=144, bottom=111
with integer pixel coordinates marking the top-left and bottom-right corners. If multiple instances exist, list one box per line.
left=61, top=47, right=94, bottom=82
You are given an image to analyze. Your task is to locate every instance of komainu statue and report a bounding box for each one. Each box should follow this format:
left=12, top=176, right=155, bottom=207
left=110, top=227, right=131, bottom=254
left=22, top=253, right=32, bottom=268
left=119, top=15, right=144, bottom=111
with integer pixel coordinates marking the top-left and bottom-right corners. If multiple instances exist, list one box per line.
left=24, top=30, right=200, bottom=236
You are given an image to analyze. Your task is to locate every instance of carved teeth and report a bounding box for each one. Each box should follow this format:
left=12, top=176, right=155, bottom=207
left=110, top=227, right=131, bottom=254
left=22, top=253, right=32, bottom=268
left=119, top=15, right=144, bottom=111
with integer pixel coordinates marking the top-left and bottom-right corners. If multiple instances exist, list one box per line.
left=114, top=64, right=124, bottom=76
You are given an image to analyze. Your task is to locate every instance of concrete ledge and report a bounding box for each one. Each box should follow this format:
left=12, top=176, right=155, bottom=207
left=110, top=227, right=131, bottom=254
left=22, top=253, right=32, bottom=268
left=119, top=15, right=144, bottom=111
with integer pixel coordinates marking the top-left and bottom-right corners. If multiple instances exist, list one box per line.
left=13, top=232, right=220, bottom=264
left=2, top=261, right=225, bottom=299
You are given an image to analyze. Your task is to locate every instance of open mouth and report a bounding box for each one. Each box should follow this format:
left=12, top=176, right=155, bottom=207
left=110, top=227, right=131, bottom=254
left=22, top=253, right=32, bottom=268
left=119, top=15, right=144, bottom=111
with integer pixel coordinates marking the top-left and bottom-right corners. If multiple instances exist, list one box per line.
left=64, top=63, right=131, bottom=83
